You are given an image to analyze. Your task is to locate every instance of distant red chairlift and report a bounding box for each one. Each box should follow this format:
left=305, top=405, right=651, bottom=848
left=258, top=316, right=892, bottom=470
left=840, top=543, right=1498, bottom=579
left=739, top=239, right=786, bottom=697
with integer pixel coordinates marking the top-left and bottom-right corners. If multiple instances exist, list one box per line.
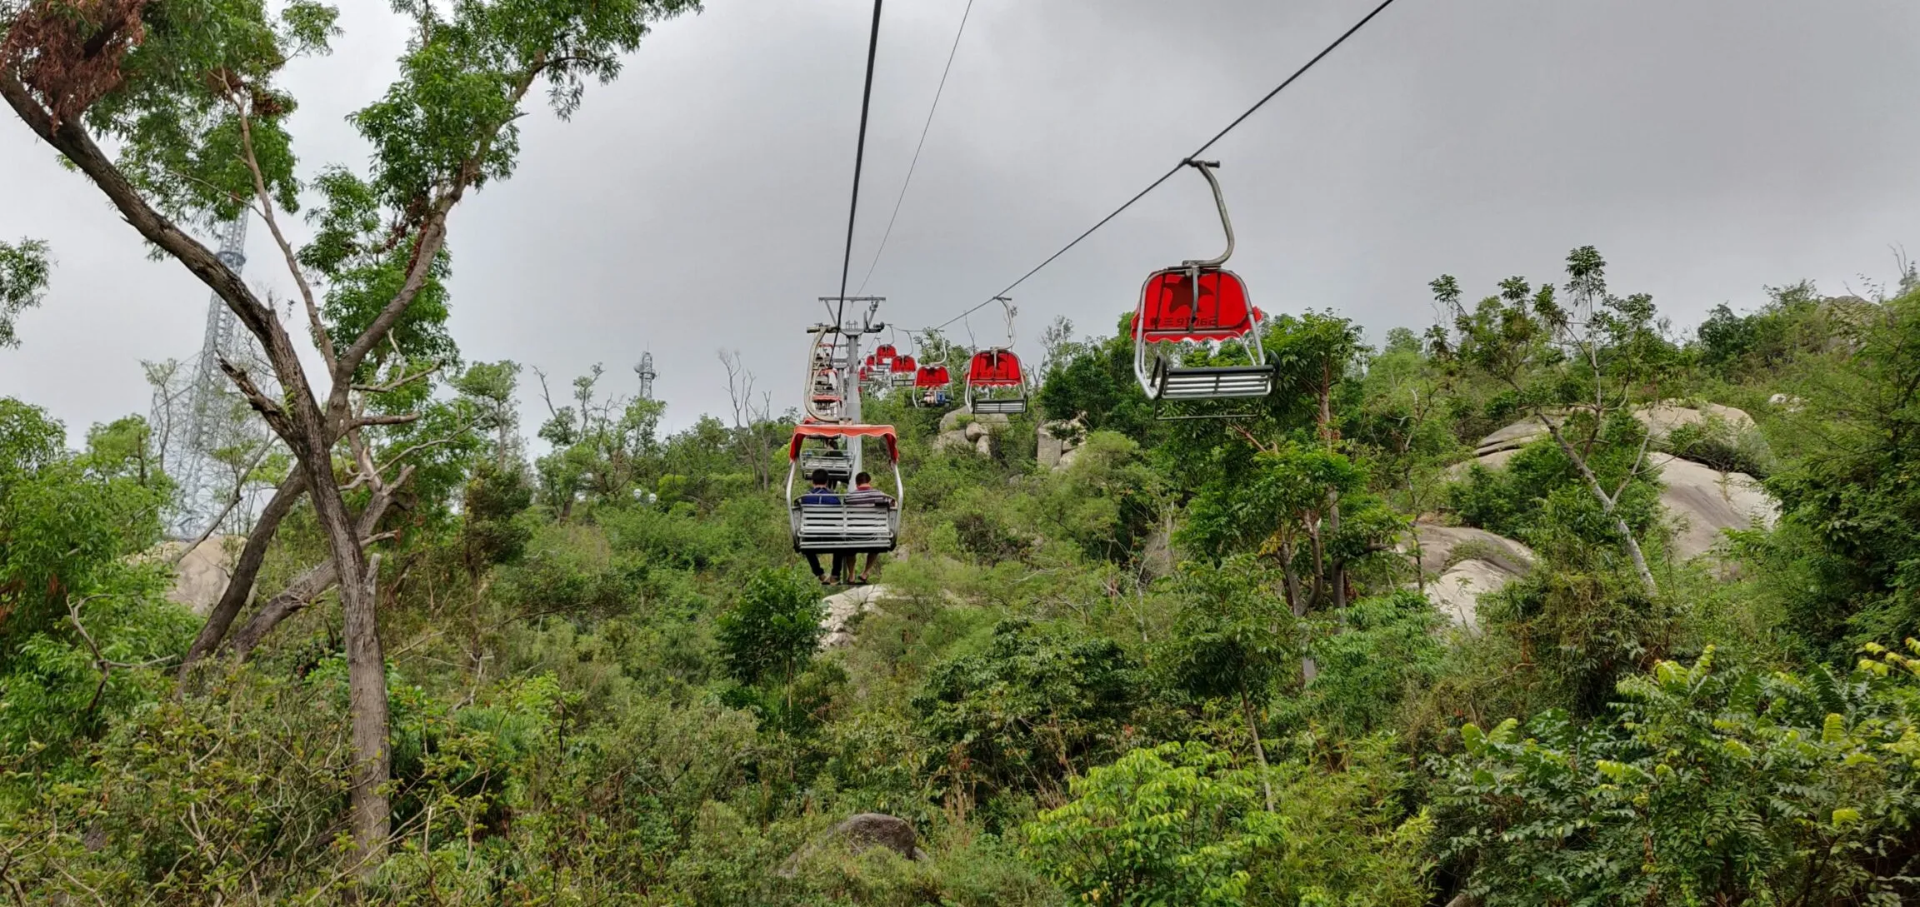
left=913, top=365, right=952, bottom=407
left=1132, top=160, right=1274, bottom=404
left=889, top=354, right=918, bottom=389
left=966, top=349, right=1028, bottom=415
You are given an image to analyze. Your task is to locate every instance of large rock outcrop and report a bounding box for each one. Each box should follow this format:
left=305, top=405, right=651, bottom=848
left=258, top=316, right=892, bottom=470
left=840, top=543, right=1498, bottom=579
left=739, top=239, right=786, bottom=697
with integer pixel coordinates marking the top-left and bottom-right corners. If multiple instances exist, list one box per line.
left=1449, top=403, right=1777, bottom=561
left=152, top=536, right=240, bottom=616
left=1469, top=401, right=1758, bottom=457
left=1037, top=415, right=1088, bottom=471
left=778, top=813, right=927, bottom=877
left=1403, top=524, right=1536, bottom=629
left=934, top=410, right=1009, bottom=456
left=819, top=584, right=889, bottom=649
left=1647, top=453, right=1777, bottom=559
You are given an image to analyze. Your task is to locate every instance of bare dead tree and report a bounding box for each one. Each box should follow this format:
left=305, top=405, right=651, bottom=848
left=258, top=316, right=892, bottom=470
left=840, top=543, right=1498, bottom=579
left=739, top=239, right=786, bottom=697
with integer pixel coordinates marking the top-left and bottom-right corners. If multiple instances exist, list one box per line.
left=720, top=349, right=778, bottom=490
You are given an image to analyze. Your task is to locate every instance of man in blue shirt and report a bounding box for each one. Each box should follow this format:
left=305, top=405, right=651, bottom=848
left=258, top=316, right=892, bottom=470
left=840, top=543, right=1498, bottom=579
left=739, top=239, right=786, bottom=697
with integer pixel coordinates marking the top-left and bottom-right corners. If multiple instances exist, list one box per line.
left=797, top=469, right=848, bottom=583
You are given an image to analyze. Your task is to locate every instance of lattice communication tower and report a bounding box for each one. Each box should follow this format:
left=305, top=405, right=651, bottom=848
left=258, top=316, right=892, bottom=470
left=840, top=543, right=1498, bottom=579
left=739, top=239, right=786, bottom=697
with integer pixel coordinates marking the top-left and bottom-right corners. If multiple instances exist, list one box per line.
left=153, top=217, right=272, bottom=539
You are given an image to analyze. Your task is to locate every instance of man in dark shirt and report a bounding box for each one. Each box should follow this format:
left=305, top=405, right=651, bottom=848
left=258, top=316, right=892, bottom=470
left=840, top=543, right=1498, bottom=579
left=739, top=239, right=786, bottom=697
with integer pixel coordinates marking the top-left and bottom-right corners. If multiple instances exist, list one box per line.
left=843, top=471, right=894, bottom=584
left=796, top=469, right=848, bottom=583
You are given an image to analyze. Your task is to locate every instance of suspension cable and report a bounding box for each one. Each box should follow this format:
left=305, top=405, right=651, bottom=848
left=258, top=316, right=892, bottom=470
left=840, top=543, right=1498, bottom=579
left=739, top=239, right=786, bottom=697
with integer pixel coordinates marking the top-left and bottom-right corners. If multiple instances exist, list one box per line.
left=932, top=0, right=1401, bottom=332
left=855, top=0, right=976, bottom=296
left=834, top=0, right=887, bottom=327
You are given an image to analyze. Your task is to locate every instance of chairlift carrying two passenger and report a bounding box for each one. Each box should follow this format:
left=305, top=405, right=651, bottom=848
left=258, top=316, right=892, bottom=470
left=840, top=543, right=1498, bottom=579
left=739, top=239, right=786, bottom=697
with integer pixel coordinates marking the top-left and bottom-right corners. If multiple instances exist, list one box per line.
left=1133, top=160, right=1275, bottom=403
left=913, top=364, right=952, bottom=407
left=787, top=424, right=902, bottom=554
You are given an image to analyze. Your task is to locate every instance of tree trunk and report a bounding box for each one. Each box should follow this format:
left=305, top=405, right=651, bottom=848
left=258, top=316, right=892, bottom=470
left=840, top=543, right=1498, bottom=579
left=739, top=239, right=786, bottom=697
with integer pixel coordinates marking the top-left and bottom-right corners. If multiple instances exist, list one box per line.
left=1241, top=691, right=1275, bottom=812
left=1536, top=413, right=1659, bottom=596
left=177, top=472, right=307, bottom=682
left=225, top=487, right=397, bottom=661
left=1306, top=519, right=1327, bottom=608
left=1328, top=492, right=1346, bottom=611
left=290, top=404, right=389, bottom=877
left=341, top=549, right=389, bottom=875
left=1280, top=540, right=1304, bottom=618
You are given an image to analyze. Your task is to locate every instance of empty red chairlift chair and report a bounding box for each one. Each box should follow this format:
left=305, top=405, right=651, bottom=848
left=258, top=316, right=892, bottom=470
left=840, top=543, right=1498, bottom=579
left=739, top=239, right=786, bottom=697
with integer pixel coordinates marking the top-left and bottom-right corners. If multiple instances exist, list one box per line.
left=889, top=354, right=918, bottom=389
left=966, top=349, right=1028, bottom=415
left=1132, top=160, right=1274, bottom=402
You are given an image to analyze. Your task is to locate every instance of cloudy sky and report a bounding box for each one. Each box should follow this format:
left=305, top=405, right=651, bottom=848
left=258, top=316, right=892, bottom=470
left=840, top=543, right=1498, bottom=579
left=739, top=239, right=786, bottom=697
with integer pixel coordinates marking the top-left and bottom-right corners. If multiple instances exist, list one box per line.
left=3, top=0, right=1918, bottom=441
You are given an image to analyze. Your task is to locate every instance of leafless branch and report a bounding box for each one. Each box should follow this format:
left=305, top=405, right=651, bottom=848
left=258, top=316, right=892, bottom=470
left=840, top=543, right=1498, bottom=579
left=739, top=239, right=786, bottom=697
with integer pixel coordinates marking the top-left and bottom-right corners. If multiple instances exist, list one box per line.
left=352, top=360, right=441, bottom=395
left=237, top=97, right=334, bottom=373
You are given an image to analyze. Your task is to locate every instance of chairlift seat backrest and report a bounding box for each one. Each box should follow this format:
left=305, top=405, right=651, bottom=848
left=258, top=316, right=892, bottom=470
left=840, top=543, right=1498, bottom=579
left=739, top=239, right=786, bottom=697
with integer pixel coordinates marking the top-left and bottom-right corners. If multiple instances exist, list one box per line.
left=791, top=502, right=898, bottom=552
left=966, top=350, right=1024, bottom=387
left=1135, top=268, right=1260, bottom=342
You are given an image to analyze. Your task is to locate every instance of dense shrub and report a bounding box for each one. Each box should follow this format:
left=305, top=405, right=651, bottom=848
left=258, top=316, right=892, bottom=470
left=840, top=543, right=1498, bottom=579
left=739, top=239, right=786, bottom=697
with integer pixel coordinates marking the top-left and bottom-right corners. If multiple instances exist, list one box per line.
left=1433, top=644, right=1920, bottom=906
left=914, top=619, right=1147, bottom=815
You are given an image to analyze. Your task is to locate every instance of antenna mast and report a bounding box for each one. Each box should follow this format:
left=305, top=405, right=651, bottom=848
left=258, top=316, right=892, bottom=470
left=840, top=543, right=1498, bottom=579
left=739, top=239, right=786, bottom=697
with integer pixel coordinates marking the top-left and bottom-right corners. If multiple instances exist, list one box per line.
left=635, top=351, right=657, bottom=400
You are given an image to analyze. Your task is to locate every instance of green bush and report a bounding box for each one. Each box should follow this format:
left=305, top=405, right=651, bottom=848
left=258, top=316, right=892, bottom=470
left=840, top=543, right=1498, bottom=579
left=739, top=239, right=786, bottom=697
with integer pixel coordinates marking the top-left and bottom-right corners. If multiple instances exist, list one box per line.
left=1023, top=741, right=1280, bottom=907
left=1433, top=643, right=1920, bottom=906
left=914, top=619, right=1146, bottom=815
left=717, top=568, right=826, bottom=685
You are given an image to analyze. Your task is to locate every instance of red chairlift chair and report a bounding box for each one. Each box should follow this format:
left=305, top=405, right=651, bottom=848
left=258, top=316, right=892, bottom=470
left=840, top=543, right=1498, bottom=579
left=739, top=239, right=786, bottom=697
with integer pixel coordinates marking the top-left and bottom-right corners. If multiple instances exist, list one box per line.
left=966, top=349, right=1028, bottom=415
left=1132, top=160, right=1274, bottom=403
left=889, top=354, right=918, bottom=389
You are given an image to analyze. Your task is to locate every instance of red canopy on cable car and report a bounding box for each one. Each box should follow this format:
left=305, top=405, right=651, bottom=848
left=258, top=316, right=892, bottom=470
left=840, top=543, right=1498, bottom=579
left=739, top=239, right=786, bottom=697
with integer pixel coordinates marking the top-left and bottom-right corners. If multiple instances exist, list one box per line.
left=872, top=344, right=898, bottom=362
left=1133, top=269, right=1262, bottom=343
left=915, top=365, right=950, bottom=389
left=890, top=354, right=917, bottom=374
left=966, top=350, right=1024, bottom=387
left=787, top=423, right=899, bottom=462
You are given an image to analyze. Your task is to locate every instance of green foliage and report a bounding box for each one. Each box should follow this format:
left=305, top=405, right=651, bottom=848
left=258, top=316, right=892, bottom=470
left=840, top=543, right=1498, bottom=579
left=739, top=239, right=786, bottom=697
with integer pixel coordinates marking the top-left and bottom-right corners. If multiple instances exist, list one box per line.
left=11, top=218, right=1920, bottom=903
left=1031, top=430, right=1167, bottom=564
left=534, top=364, right=666, bottom=514
left=1160, top=557, right=1298, bottom=703
left=915, top=619, right=1146, bottom=813
left=1303, top=590, right=1445, bottom=736
left=0, top=237, right=50, bottom=349
left=1662, top=413, right=1775, bottom=477
left=1756, top=288, right=1920, bottom=657
left=716, top=568, right=825, bottom=685
left=1185, top=442, right=1364, bottom=562
left=460, top=459, right=533, bottom=575
left=1693, top=282, right=1829, bottom=381
left=1023, top=741, right=1282, bottom=907
left=1036, top=314, right=1162, bottom=442
left=1446, top=413, right=1664, bottom=556
left=1434, top=645, right=1920, bottom=906
left=0, top=400, right=171, bottom=655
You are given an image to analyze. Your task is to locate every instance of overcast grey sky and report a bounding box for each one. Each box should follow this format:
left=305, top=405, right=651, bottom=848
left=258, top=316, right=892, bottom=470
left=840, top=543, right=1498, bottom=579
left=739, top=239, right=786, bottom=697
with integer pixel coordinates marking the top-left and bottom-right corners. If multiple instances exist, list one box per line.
left=4, top=0, right=1918, bottom=441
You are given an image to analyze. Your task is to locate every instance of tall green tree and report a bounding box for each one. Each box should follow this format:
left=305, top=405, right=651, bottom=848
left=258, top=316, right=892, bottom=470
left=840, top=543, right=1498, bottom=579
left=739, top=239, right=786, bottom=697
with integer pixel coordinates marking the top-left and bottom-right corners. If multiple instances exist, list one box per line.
left=1758, top=285, right=1920, bottom=656
left=1, top=0, right=697, bottom=868
left=1430, top=247, right=1678, bottom=596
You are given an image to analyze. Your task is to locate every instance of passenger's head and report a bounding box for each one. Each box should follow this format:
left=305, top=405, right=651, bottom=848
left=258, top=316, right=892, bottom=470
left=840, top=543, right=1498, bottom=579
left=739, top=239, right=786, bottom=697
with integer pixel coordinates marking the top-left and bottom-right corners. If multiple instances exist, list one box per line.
left=810, top=469, right=829, bottom=487
left=854, top=471, right=872, bottom=487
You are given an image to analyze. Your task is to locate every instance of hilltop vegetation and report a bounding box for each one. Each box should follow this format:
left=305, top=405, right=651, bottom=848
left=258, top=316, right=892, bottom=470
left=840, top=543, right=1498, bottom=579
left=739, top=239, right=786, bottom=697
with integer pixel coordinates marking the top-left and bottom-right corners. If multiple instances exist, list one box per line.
left=3, top=247, right=1920, bottom=904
